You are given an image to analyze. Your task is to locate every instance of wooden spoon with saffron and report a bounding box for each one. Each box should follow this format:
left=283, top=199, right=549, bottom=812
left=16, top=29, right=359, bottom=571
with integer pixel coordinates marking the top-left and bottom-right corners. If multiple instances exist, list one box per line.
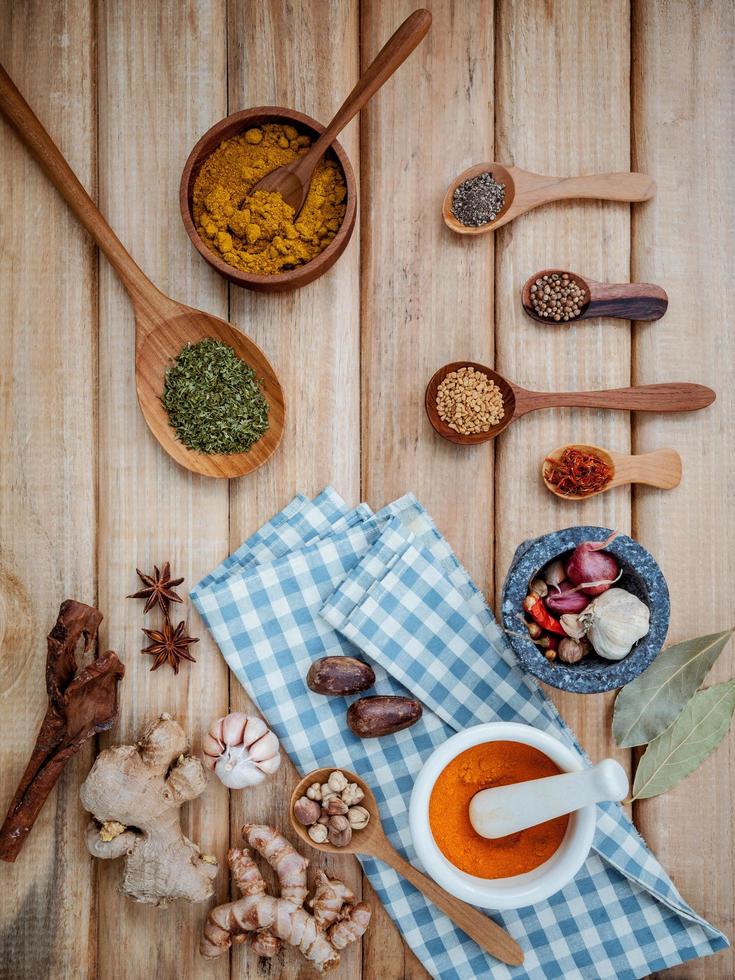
left=251, top=9, right=432, bottom=215
left=542, top=444, right=683, bottom=500
left=0, top=63, right=284, bottom=479
left=290, top=767, right=524, bottom=967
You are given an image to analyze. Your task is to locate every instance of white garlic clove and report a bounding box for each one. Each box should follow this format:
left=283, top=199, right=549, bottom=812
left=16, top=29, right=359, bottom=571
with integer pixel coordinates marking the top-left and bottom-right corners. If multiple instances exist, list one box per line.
left=248, top=731, right=280, bottom=763
left=256, top=752, right=281, bottom=775
left=221, top=711, right=249, bottom=746
left=242, top=715, right=268, bottom=746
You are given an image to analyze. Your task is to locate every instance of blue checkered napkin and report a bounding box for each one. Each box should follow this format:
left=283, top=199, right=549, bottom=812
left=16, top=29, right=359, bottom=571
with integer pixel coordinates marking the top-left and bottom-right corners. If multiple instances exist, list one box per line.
left=191, top=490, right=728, bottom=980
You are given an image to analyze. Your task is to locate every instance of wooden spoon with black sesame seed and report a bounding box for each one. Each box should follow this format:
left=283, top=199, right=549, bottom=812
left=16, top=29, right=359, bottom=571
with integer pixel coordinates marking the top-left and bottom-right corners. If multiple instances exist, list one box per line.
left=442, top=164, right=655, bottom=234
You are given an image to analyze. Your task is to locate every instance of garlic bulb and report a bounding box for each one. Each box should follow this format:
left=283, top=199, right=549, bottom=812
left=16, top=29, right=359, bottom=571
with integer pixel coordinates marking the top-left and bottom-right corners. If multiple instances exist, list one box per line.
left=202, top=713, right=281, bottom=789
left=578, top=588, right=650, bottom=661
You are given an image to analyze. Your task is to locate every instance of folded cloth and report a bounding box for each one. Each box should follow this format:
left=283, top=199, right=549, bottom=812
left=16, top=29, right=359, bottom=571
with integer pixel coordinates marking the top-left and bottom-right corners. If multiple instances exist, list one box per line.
left=192, top=488, right=728, bottom=980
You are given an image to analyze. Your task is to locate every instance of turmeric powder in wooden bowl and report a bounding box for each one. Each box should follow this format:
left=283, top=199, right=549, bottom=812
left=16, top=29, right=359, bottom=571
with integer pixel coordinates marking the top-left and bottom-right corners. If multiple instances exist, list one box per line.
left=409, top=722, right=596, bottom=909
left=180, top=107, right=357, bottom=292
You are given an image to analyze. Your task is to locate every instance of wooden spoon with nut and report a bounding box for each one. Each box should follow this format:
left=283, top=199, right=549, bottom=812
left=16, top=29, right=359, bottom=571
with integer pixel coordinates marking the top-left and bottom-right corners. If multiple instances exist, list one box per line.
left=290, top=767, right=524, bottom=967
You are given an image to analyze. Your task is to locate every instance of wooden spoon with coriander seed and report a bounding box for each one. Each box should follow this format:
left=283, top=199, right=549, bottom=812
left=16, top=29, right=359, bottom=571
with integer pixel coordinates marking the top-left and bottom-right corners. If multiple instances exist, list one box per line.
left=442, top=163, right=655, bottom=235
left=542, top=444, right=682, bottom=500
left=425, top=361, right=715, bottom=446
left=0, top=63, right=284, bottom=479
left=522, top=269, right=668, bottom=324
left=290, top=767, right=524, bottom=967
left=251, top=9, right=431, bottom=215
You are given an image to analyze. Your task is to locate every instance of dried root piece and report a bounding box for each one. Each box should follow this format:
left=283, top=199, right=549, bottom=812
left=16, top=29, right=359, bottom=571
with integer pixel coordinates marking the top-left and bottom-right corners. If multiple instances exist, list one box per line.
left=201, top=824, right=371, bottom=973
left=80, top=714, right=217, bottom=906
left=0, top=600, right=124, bottom=862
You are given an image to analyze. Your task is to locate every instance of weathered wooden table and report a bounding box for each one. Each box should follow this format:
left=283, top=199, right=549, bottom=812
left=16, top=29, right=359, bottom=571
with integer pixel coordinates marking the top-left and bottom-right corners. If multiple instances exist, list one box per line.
left=1, top=2, right=732, bottom=977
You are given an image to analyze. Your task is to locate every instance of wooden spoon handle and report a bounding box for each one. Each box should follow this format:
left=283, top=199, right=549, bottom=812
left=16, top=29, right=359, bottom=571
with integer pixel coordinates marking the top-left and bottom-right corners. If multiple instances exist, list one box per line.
left=371, top=839, right=524, bottom=966
left=586, top=281, right=668, bottom=320
left=608, top=449, right=682, bottom=489
left=0, top=62, right=162, bottom=308
left=307, top=9, right=431, bottom=162
left=527, top=170, right=655, bottom=203
left=515, top=382, right=715, bottom=416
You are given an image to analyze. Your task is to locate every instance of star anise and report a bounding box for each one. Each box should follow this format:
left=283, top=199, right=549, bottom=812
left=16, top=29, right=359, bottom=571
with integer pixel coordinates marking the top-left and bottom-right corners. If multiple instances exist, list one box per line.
left=128, top=562, right=184, bottom=615
left=141, top=617, right=198, bottom=674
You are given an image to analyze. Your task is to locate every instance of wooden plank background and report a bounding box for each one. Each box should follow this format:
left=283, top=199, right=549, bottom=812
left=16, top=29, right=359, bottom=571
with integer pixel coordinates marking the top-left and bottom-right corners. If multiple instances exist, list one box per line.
left=0, top=1, right=732, bottom=978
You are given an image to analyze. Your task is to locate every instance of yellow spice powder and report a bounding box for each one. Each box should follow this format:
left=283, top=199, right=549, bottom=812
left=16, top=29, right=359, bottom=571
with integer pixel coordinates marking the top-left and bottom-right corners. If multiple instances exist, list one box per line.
left=193, top=123, right=347, bottom=276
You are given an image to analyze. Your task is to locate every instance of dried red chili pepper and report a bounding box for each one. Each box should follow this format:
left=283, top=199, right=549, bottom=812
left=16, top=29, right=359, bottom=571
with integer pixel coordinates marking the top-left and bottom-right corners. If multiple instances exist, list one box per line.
left=523, top=592, right=566, bottom=635
left=544, top=447, right=613, bottom=497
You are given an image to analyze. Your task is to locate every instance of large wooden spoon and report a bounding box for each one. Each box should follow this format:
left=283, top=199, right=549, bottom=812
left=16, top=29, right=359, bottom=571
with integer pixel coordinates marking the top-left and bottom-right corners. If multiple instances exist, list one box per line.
left=252, top=9, right=432, bottom=214
left=542, top=444, right=682, bottom=500
left=290, top=767, right=524, bottom=967
left=425, top=361, right=716, bottom=446
left=0, top=63, right=284, bottom=479
left=443, top=163, right=655, bottom=234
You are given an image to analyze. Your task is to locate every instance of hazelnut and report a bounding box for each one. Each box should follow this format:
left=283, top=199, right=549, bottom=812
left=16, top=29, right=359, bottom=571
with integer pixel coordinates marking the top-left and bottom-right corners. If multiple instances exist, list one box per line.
left=327, top=770, right=349, bottom=793
left=293, top=796, right=321, bottom=826
left=308, top=823, right=329, bottom=844
left=347, top=805, right=370, bottom=830
left=341, top=782, right=364, bottom=806
left=327, top=814, right=352, bottom=848
left=320, top=783, right=339, bottom=803
left=323, top=797, right=348, bottom=816
left=305, top=782, right=322, bottom=801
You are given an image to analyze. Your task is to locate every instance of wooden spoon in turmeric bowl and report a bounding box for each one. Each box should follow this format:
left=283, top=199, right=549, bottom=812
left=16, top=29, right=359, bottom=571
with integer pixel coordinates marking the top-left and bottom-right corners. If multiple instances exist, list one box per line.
left=290, top=767, right=524, bottom=967
left=0, top=63, right=284, bottom=479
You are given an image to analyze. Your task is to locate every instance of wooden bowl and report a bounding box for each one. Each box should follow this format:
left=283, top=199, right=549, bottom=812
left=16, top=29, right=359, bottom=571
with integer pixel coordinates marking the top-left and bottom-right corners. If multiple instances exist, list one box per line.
left=289, top=767, right=381, bottom=856
left=179, top=106, right=357, bottom=292
left=425, top=361, right=516, bottom=444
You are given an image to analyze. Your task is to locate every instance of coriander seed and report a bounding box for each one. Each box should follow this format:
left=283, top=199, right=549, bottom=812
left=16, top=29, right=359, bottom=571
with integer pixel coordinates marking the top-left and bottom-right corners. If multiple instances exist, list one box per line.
left=529, top=272, right=587, bottom=321
left=436, top=366, right=505, bottom=435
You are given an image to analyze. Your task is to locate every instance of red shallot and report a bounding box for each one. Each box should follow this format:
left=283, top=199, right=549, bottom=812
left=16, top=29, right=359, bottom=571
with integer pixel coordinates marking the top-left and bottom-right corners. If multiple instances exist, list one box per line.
left=565, top=530, right=620, bottom=596
left=545, top=581, right=590, bottom=615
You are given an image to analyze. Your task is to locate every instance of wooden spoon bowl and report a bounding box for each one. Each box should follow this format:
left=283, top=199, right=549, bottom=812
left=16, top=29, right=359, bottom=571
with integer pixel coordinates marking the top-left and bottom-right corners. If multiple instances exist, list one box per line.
left=425, top=361, right=516, bottom=444
left=425, top=360, right=715, bottom=446
left=290, top=767, right=524, bottom=966
left=542, top=443, right=682, bottom=500
left=180, top=106, right=357, bottom=292
left=135, top=305, right=284, bottom=477
left=443, top=164, right=655, bottom=234
left=522, top=269, right=668, bottom=323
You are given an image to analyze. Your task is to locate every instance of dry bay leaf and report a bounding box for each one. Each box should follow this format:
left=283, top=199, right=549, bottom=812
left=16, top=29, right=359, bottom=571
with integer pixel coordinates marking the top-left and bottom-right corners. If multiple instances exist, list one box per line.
left=613, top=629, right=733, bottom=747
left=631, top=679, right=735, bottom=801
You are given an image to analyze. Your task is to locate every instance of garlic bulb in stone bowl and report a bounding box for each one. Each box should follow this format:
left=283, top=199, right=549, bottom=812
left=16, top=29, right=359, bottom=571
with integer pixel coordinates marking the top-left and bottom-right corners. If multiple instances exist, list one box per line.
left=203, top=713, right=281, bottom=789
left=578, top=588, right=650, bottom=661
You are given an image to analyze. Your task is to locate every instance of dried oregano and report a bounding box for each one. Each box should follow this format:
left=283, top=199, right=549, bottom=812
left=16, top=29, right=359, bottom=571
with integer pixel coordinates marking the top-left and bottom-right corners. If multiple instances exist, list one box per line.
left=162, top=338, right=269, bottom=454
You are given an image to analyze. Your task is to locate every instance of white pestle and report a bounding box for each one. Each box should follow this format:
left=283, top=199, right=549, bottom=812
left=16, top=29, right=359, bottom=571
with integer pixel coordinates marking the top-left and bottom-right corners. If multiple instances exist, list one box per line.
left=468, top=759, right=629, bottom=840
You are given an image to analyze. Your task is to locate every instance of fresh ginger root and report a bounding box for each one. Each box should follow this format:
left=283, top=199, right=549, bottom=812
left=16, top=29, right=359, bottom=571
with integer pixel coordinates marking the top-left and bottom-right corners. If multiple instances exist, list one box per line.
left=80, top=713, right=217, bottom=906
left=201, top=824, right=371, bottom=972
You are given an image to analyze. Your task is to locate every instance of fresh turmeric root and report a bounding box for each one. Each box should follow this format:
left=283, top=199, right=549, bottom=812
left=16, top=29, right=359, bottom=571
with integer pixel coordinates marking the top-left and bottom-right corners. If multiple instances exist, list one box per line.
left=201, top=824, right=371, bottom=973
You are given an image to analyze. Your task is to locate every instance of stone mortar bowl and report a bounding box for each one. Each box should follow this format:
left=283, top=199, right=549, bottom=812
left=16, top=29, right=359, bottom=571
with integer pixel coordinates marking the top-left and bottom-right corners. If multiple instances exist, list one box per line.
left=501, top=526, right=669, bottom=694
